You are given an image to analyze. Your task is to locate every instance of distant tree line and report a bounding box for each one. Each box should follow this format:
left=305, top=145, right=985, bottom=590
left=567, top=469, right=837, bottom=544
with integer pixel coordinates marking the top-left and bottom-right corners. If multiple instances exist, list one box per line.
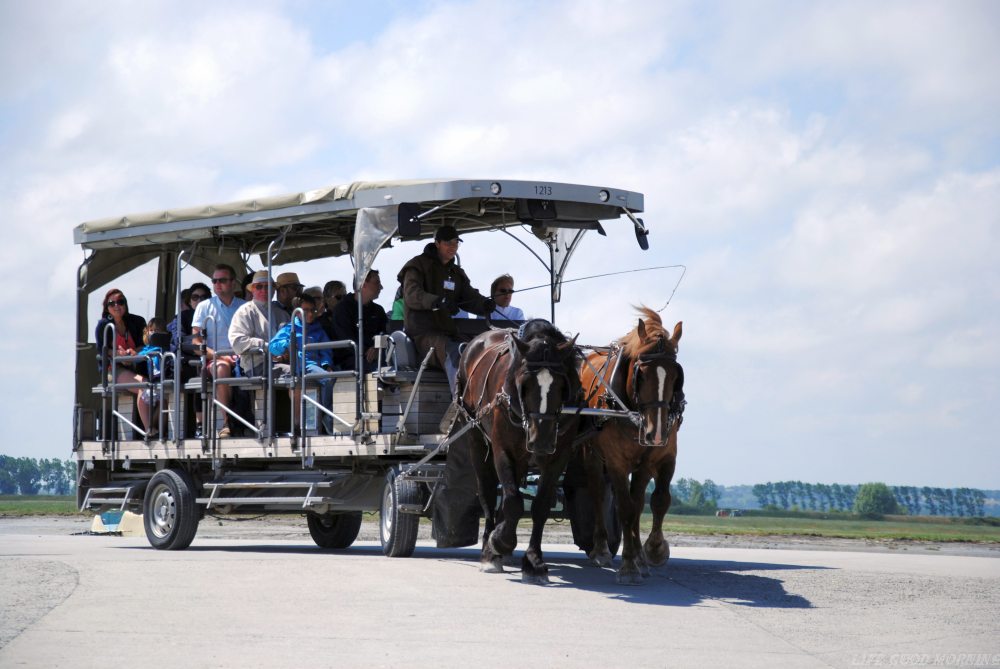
left=751, top=481, right=858, bottom=511
left=890, top=485, right=985, bottom=517
left=669, top=478, right=721, bottom=509
left=750, top=480, right=985, bottom=517
left=0, top=456, right=76, bottom=495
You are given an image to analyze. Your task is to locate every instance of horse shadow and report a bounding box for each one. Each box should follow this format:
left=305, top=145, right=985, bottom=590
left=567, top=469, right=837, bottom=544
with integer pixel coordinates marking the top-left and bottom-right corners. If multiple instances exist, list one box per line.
left=115, top=543, right=818, bottom=609
left=534, top=550, right=820, bottom=609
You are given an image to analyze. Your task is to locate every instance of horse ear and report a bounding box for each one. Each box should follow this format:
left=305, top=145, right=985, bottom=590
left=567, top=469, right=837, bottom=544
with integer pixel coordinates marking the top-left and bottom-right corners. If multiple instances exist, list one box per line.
left=637, top=318, right=648, bottom=341
left=512, top=336, right=530, bottom=356
left=557, top=334, right=579, bottom=353
left=672, top=321, right=683, bottom=344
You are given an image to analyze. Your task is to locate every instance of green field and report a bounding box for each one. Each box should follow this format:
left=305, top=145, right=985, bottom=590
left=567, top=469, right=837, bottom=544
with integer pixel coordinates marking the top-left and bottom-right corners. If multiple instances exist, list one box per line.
left=647, top=513, right=1000, bottom=543
left=0, top=495, right=81, bottom=516
left=3, top=496, right=1000, bottom=543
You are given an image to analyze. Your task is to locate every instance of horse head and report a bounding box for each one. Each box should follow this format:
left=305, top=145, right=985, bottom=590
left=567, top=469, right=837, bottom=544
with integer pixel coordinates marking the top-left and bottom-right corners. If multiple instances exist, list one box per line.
left=622, top=308, right=685, bottom=447
left=509, top=320, right=581, bottom=454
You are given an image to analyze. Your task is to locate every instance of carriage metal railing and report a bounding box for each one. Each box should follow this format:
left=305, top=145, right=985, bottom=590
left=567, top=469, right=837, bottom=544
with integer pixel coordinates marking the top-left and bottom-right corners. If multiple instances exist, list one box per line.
left=98, top=321, right=164, bottom=448
left=285, top=306, right=361, bottom=448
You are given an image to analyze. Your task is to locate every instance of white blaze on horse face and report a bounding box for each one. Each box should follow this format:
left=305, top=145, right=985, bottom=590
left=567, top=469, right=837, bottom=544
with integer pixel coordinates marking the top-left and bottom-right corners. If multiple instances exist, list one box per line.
left=536, top=368, right=554, bottom=415
left=654, top=366, right=668, bottom=444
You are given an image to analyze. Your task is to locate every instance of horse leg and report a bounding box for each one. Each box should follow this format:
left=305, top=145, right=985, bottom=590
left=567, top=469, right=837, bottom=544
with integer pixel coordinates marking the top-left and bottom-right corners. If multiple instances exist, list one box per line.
left=484, top=448, right=522, bottom=571
left=629, top=471, right=653, bottom=577
left=611, top=472, right=642, bottom=585
left=470, top=436, right=502, bottom=573
left=522, top=447, right=574, bottom=585
left=582, top=442, right=613, bottom=567
left=644, top=454, right=676, bottom=567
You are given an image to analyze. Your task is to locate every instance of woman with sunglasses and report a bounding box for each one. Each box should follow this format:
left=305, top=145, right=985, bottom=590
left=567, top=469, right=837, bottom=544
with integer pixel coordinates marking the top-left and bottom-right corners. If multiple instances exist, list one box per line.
left=95, top=288, right=153, bottom=435
left=166, top=282, right=211, bottom=353
left=480, top=274, right=524, bottom=321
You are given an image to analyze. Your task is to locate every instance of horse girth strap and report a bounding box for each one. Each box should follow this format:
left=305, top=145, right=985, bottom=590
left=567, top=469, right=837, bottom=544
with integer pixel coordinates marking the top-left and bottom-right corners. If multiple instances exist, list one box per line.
left=464, top=341, right=510, bottom=408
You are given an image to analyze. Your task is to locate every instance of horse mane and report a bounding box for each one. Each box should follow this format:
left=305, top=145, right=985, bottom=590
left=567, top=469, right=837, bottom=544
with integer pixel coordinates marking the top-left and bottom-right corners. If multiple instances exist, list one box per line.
left=518, top=319, right=568, bottom=346
left=619, top=305, right=668, bottom=358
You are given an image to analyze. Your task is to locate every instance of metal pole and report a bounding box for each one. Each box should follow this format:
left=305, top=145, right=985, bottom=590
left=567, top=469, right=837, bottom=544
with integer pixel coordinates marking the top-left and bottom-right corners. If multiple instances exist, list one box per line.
left=174, top=250, right=185, bottom=444
left=355, top=272, right=364, bottom=424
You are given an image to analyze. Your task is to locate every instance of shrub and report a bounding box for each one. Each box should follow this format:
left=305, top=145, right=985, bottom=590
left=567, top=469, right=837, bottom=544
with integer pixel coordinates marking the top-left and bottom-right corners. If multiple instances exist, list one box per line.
left=853, top=482, right=901, bottom=519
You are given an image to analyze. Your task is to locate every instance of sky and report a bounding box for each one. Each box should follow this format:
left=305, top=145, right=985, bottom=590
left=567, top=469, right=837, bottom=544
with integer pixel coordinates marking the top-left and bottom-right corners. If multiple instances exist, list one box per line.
left=1, top=0, right=998, bottom=489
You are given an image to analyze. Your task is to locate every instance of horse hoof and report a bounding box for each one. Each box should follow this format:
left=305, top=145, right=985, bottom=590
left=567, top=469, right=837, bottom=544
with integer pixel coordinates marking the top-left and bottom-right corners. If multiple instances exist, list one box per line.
left=480, top=558, right=505, bottom=573
left=616, top=570, right=643, bottom=586
left=643, top=542, right=670, bottom=567
left=588, top=548, right=613, bottom=567
left=522, top=571, right=550, bottom=585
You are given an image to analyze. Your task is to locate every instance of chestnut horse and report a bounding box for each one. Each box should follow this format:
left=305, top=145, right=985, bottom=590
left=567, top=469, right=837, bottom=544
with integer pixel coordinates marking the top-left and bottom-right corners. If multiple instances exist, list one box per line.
left=452, top=319, right=581, bottom=584
left=580, top=307, right=685, bottom=584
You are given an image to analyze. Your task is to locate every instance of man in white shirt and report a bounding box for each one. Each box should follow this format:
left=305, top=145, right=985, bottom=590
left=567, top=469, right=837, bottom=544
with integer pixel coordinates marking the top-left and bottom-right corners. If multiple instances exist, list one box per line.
left=192, top=263, right=247, bottom=437
left=479, top=274, right=525, bottom=321
left=229, top=270, right=289, bottom=377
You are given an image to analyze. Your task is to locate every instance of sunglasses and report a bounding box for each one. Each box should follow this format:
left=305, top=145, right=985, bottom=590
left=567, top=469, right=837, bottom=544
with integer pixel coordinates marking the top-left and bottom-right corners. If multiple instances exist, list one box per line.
left=496, top=289, right=513, bottom=295
left=211, top=277, right=232, bottom=284
left=190, top=293, right=210, bottom=301
left=107, top=299, right=127, bottom=307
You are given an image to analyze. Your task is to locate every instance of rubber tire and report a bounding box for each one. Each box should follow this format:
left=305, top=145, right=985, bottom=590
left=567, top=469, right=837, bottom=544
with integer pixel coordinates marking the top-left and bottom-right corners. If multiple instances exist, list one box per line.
left=307, top=511, right=363, bottom=549
left=379, top=468, right=420, bottom=558
left=143, top=469, right=199, bottom=550
left=604, top=484, right=623, bottom=558
left=567, top=479, right=622, bottom=558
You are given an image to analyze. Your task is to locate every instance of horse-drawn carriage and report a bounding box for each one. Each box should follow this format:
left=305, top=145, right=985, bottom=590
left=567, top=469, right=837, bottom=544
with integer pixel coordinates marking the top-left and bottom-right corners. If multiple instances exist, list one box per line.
left=72, top=178, right=684, bottom=583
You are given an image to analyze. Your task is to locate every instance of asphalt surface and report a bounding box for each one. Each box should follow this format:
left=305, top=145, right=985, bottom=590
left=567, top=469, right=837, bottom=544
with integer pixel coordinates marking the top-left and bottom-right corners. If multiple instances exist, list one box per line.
left=1, top=517, right=999, bottom=668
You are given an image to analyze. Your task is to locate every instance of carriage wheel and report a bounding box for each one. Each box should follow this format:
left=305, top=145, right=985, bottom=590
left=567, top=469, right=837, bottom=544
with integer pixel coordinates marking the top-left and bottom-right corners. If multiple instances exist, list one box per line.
left=307, top=511, right=363, bottom=549
left=566, top=478, right=622, bottom=558
left=143, top=469, right=199, bottom=550
left=379, top=467, right=420, bottom=557
left=604, top=483, right=623, bottom=558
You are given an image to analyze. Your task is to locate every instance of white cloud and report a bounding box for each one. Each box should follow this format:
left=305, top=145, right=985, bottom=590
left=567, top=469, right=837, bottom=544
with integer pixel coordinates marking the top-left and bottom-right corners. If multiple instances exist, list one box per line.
left=1, top=0, right=998, bottom=488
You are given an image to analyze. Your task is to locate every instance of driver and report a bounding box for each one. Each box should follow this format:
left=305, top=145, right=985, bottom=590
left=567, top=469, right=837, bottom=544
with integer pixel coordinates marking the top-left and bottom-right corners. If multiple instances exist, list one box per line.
left=397, top=225, right=494, bottom=392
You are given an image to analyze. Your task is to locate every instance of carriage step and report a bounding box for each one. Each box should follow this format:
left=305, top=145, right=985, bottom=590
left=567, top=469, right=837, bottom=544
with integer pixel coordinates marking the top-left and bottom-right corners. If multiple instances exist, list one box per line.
left=398, top=503, right=424, bottom=514
left=197, top=496, right=337, bottom=504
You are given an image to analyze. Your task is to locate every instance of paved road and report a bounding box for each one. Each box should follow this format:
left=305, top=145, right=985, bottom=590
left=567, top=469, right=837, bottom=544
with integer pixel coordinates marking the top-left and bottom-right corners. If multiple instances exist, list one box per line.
left=1, top=522, right=999, bottom=668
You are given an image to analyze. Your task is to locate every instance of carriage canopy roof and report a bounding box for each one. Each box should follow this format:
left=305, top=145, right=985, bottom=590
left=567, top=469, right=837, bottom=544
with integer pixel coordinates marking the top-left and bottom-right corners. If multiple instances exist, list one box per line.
left=73, top=177, right=645, bottom=295
left=74, top=178, right=643, bottom=252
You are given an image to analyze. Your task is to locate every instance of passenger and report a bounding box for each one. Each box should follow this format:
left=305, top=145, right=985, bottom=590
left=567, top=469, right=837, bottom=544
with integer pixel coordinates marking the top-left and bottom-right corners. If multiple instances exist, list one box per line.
left=167, top=281, right=210, bottom=353
left=191, top=263, right=247, bottom=438
left=318, top=280, right=347, bottom=339
left=269, top=294, right=334, bottom=434
left=390, top=285, right=404, bottom=321
left=94, top=288, right=152, bottom=435
left=397, top=225, right=495, bottom=393
left=237, top=271, right=255, bottom=301
left=228, top=270, right=287, bottom=377
left=273, top=272, right=303, bottom=322
left=331, top=269, right=388, bottom=372
left=138, top=318, right=168, bottom=380
left=479, top=274, right=525, bottom=321
left=304, top=286, right=325, bottom=317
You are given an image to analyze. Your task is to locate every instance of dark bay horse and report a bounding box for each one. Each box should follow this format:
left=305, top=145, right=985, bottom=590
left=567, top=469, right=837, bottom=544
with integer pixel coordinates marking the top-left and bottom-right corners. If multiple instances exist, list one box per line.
left=580, top=307, right=685, bottom=584
left=452, top=319, right=581, bottom=584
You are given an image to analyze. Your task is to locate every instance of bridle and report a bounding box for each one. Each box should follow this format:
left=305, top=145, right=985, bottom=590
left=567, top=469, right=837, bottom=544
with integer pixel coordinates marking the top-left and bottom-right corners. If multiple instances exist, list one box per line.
left=502, top=334, right=577, bottom=454
left=625, top=337, right=687, bottom=446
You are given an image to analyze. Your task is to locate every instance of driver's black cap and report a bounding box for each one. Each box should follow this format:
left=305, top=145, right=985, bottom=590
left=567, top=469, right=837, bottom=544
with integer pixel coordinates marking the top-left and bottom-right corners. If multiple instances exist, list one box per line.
left=434, top=225, right=462, bottom=242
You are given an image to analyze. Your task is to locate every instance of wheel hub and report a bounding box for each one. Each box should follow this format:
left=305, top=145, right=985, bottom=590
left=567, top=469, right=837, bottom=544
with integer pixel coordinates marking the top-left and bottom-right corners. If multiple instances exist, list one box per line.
left=150, top=484, right=176, bottom=538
